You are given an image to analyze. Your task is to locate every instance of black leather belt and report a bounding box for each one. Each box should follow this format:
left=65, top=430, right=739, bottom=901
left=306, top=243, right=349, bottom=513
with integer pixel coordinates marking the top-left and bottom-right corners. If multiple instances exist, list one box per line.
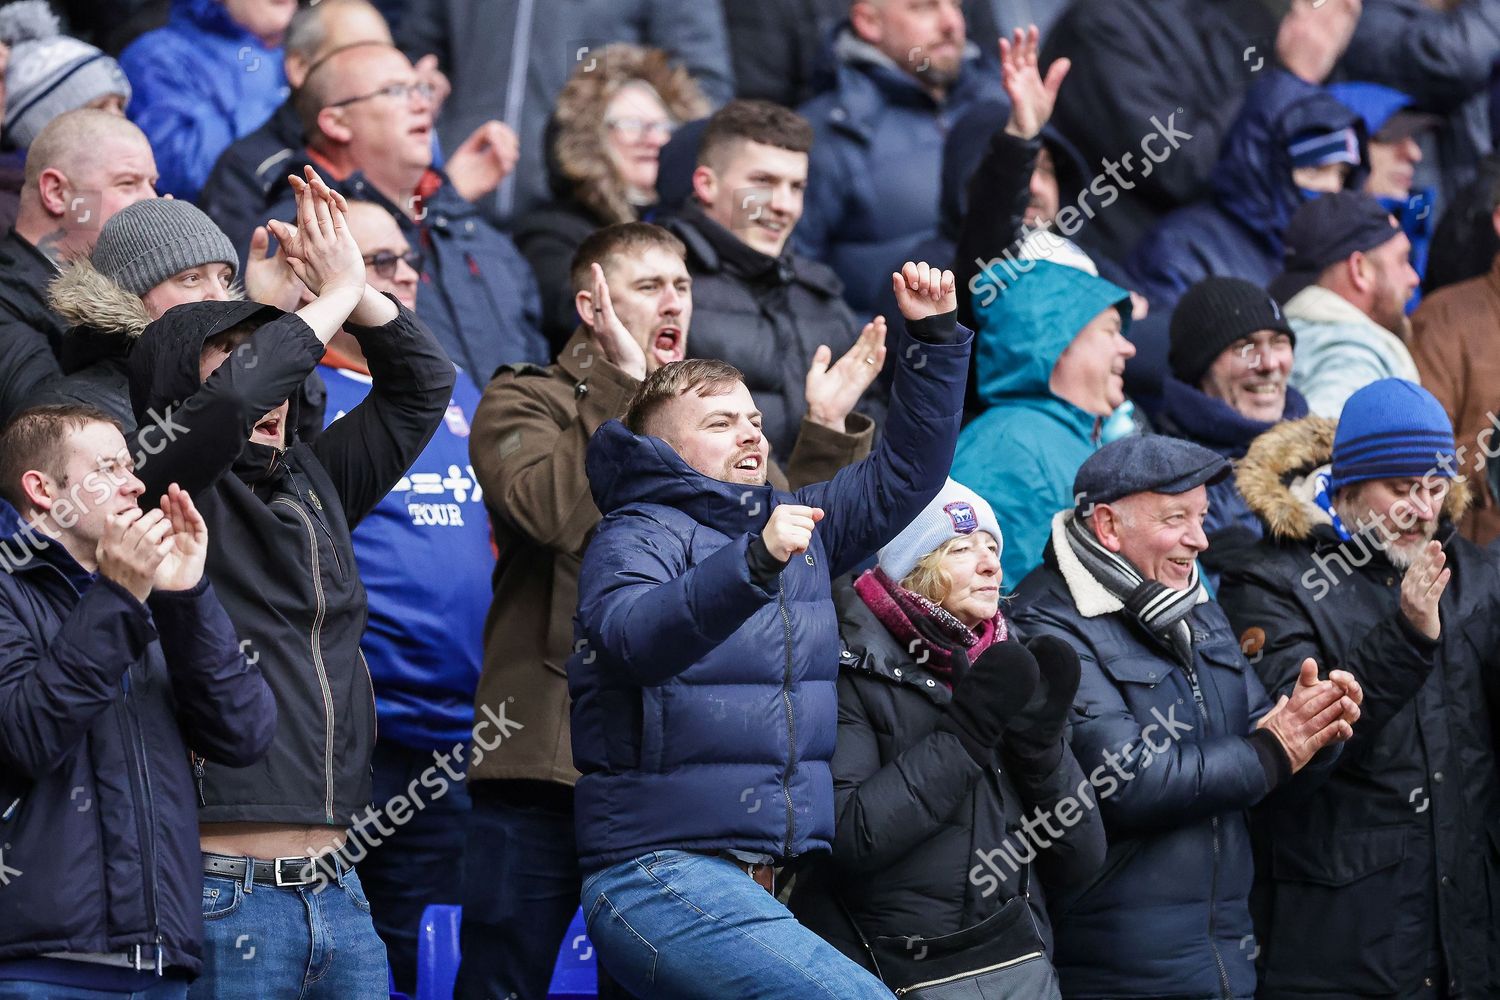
left=202, top=849, right=353, bottom=888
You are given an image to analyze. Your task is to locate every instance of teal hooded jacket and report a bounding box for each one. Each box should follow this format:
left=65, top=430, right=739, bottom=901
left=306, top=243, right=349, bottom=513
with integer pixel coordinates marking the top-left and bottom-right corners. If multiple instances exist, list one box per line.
left=953, top=261, right=1132, bottom=587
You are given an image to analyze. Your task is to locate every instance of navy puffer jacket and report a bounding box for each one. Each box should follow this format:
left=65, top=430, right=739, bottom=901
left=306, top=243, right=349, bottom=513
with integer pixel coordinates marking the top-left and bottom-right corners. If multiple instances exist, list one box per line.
left=1129, top=71, right=1369, bottom=312
left=0, top=540, right=274, bottom=973
left=568, top=321, right=971, bottom=871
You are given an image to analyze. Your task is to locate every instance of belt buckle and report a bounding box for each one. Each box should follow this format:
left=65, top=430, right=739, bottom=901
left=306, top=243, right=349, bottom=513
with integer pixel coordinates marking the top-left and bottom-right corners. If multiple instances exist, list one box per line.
left=273, top=855, right=310, bottom=887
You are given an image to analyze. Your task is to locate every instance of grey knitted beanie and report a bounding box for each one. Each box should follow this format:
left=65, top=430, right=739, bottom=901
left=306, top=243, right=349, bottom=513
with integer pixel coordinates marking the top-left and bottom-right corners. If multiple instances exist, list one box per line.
left=90, top=199, right=239, bottom=296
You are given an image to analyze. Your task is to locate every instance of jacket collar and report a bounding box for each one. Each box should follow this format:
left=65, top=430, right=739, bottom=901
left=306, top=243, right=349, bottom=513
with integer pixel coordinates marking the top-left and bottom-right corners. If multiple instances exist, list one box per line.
left=1236, top=415, right=1471, bottom=542
left=1284, top=284, right=1377, bottom=327
left=558, top=327, right=606, bottom=382
left=1046, top=510, right=1209, bottom=619
left=1157, top=375, right=1309, bottom=456
left=828, top=26, right=987, bottom=136
left=835, top=585, right=954, bottom=703
left=668, top=206, right=843, bottom=298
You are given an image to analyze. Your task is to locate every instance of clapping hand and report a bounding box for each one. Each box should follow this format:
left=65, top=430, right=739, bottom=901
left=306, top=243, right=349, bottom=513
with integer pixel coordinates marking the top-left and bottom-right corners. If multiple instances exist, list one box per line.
left=152, top=484, right=208, bottom=593
left=805, top=317, right=887, bottom=432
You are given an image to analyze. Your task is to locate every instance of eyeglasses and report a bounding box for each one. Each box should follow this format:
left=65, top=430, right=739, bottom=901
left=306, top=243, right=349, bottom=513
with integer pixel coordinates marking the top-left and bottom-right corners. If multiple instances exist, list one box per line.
left=606, top=117, right=676, bottom=142
left=363, top=249, right=424, bottom=278
left=329, top=81, right=436, bottom=108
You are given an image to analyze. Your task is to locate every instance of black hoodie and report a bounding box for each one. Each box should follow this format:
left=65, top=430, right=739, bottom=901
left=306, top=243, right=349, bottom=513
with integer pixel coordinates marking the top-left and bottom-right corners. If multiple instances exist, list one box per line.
left=126, top=297, right=455, bottom=826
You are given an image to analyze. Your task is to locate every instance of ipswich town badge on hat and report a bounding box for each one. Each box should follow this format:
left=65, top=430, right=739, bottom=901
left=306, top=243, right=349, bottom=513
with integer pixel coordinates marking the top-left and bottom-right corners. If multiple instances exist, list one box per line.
left=945, top=501, right=979, bottom=534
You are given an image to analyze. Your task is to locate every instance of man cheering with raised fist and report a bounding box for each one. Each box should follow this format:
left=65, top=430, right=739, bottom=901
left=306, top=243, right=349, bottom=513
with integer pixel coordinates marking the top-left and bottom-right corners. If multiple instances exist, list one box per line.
left=566, top=262, right=970, bottom=999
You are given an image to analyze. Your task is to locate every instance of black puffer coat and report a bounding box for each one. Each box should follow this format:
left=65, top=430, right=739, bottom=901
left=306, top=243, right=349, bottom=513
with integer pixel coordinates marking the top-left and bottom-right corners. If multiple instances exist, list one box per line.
left=1219, top=416, right=1500, bottom=999
left=789, top=584, right=1105, bottom=971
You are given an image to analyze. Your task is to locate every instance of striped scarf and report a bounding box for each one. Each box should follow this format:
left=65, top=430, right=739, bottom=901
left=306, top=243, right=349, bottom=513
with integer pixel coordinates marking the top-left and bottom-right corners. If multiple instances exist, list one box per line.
left=1062, top=514, right=1205, bottom=664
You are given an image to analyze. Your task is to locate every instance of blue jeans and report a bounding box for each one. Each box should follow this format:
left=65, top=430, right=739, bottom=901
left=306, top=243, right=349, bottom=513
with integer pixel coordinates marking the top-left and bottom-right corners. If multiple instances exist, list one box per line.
left=0, top=981, right=186, bottom=1000
left=581, top=850, right=895, bottom=1000
left=186, top=866, right=388, bottom=1000
left=358, top=739, right=471, bottom=993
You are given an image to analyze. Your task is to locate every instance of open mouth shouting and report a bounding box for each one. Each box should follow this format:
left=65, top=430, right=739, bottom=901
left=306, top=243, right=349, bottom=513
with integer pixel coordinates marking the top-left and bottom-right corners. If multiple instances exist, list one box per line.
left=251, top=408, right=286, bottom=447
left=728, top=450, right=765, bottom=483
left=652, top=325, right=684, bottom=366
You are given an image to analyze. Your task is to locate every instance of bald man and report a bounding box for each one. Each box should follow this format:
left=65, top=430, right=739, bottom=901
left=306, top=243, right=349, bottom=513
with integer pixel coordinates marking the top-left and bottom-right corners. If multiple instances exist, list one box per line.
left=274, top=42, right=546, bottom=383
left=199, top=0, right=407, bottom=249
left=0, top=109, right=157, bottom=424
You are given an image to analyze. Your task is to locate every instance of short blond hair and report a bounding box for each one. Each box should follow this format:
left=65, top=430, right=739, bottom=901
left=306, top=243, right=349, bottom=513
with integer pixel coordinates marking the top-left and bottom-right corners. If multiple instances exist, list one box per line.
left=900, top=534, right=971, bottom=606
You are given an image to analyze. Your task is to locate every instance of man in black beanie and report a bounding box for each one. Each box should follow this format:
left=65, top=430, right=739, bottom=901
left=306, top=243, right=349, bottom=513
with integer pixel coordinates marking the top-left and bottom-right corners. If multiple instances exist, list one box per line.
left=1150, top=276, right=1308, bottom=583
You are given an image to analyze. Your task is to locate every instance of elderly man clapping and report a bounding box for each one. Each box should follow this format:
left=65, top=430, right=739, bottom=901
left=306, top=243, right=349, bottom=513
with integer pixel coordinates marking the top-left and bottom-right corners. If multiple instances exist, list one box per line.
left=1010, top=435, right=1362, bottom=1000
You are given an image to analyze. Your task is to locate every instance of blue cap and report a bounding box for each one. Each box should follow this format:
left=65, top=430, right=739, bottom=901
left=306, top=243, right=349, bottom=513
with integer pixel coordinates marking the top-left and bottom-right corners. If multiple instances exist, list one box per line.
left=1073, top=436, right=1232, bottom=511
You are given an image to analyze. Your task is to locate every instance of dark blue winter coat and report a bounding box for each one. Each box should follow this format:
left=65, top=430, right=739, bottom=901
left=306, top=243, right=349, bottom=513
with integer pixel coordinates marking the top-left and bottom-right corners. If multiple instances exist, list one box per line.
left=119, top=0, right=289, bottom=201
left=568, top=321, right=971, bottom=872
left=0, top=537, right=275, bottom=974
left=797, top=29, right=1005, bottom=316
left=1011, top=542, right=1338, bottom=1000
left=1129, top=71, right=1369, bottom=312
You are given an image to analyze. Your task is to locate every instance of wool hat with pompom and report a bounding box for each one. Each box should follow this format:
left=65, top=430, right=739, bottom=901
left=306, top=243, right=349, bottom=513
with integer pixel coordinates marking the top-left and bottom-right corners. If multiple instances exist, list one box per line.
left=0, top=1, right=131, bottom=148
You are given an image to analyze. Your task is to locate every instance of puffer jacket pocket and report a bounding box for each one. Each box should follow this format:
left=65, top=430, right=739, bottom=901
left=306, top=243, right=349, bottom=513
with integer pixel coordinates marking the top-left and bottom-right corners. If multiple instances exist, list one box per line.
left=1261, top=827, right=1408, bottom=994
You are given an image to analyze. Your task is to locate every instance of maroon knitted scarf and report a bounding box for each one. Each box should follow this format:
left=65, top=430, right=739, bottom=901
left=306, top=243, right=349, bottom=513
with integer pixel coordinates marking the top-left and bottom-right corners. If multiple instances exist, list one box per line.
left=852, top=568, right=1005, bottom=687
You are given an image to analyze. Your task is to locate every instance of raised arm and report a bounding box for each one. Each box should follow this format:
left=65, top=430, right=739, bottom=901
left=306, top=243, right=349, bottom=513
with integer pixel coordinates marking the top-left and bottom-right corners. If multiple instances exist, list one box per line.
left=796, top=263, right=972, bottom=577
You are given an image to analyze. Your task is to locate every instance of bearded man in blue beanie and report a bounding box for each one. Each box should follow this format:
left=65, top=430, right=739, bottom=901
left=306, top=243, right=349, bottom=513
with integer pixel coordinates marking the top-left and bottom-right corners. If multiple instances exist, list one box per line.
left=1221, top=378, right=1500, bottom=998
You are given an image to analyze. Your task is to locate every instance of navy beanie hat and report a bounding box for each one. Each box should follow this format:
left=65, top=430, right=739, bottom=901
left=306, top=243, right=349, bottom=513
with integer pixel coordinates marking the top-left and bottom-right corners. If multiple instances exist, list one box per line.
left=1328, top=379, right=1456, bottom=494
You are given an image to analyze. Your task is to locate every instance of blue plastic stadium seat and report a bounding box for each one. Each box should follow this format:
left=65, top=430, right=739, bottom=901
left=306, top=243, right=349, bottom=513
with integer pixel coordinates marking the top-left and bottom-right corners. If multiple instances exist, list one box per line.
left=414, top=903, right=598, bottom=1000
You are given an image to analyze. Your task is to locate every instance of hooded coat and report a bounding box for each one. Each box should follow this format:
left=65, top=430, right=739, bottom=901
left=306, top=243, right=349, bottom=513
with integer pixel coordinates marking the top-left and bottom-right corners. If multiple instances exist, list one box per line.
left=513, top=45, right=709, bottom=351
left=467, top=327, right=872, bottom=790
left=1218, top=417, right=1500, bottom=999
left=1129, top=71, right=1370, bottom=313
left=567, top=319, right=970, bottom=872
left=125, top=298, right=454, bottom=827
left=796, top=28, right=1006, bottom=316
left=118, top=0, right=288, bottom=201
left=951, top=260, right=1131, bottom=587
left=32, top=258, right=327, bottom=442
left=28, top=257, right=154, bottom=432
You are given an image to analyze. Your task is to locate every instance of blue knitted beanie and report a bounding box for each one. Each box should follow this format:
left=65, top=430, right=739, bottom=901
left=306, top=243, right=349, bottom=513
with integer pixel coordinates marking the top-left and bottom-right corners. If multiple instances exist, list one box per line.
left=1328, top=379, right=1455, bottom=493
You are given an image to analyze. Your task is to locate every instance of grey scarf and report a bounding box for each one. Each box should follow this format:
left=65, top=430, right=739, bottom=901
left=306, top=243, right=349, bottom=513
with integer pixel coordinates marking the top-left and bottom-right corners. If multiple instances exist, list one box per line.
left=1062, top=514, right=1206, bottom=664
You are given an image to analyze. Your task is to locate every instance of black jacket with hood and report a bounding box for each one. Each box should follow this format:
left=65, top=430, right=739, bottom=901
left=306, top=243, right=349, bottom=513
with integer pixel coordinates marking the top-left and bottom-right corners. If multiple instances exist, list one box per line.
left=1218, top=417, right=1500, bottom=999
left=788, top=585, right=1105, bottom=973
left=125, top=297, right=455, bottom=826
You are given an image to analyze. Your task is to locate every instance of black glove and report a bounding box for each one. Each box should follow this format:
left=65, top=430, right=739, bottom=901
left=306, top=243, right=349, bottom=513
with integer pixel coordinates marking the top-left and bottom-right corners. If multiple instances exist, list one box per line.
left=1003, top=635, right=1082, bottom=774
left=936, top=641, right=1040, bottom=766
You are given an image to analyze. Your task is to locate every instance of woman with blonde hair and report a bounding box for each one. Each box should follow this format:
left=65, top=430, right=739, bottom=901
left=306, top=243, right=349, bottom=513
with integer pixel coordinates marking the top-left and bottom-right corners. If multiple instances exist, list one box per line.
left=791, top=479, right=1105, bottom=998
left=515, top=43, right=709, bottom=350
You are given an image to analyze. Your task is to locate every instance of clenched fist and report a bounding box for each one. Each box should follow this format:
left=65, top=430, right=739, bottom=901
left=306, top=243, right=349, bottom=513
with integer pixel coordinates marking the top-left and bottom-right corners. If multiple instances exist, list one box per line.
left=762, top=504, right=825, bottom=562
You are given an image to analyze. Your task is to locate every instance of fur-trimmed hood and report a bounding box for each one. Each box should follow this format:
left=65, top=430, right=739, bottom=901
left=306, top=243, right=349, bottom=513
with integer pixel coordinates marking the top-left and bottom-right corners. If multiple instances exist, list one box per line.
left=549, top=43, right=710, bottom=225
left=1236, top=416, right=1471, bottom=542
left=49, top=256, right=244, bottom=341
